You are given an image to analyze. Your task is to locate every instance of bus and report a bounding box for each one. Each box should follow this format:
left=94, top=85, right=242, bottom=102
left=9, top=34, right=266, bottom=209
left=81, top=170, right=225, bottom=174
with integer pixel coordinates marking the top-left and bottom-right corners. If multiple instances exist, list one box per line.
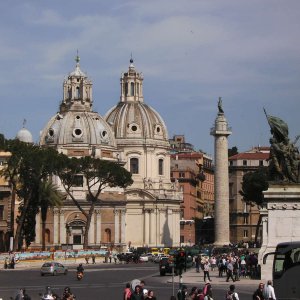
left=263, top=241, right=300, bottom=300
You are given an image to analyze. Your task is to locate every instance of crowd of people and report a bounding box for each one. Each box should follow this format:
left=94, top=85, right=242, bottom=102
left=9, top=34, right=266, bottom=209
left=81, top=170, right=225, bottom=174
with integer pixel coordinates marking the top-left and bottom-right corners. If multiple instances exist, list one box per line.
left=195, top=251, right=260, bottom=282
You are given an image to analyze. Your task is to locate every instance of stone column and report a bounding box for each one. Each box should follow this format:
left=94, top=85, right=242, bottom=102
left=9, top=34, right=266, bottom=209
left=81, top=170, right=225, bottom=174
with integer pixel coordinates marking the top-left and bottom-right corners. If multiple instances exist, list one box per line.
left=88, top=213, right=95, bottom=245
left=210, top=100, right=232, bottom=246
left=35, top=212, right=41, bottom=245
left=53, top=210, right=59, bottom=245
left=172, top=209, right=181, bottom=247
left=144, top=209, right=150, bottom=246
left=59, top=210, right=66, bottom=244
left=149, top=209, right=155, bottom=245
left=95, top=210, right=101, bottom=245
left=114, top=209, right=120, bottom=244
left=121, top=209, right=126, bottom=244
left=167, top=208, right=173, bottom=242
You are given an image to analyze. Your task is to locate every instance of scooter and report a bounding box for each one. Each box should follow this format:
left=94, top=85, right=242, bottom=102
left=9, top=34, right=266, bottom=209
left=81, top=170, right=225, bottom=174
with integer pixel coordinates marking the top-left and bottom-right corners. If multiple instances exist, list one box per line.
left=77, top=271, right=83, bottom=280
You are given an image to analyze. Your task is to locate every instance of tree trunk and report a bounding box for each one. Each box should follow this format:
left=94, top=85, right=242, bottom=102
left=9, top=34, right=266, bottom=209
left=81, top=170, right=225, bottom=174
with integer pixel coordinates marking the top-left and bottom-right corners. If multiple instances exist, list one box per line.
left=42, top=219, right=46, bottom=251
left=254, top=213, right=263, bottom=244
left=13, top=196, right=30, bottom=251
left=83, top=202, right=96, bottom=249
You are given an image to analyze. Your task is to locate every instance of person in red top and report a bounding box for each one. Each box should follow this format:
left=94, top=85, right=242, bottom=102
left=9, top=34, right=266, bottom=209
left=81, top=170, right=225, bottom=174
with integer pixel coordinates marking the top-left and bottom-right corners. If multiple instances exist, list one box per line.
left=124, top=283, right=132, bottom=300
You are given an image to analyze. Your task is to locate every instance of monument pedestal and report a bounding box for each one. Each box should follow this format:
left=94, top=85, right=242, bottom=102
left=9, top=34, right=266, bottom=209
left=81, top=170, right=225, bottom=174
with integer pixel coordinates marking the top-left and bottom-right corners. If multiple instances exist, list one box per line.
left=259, top=183, right=300, bottom=281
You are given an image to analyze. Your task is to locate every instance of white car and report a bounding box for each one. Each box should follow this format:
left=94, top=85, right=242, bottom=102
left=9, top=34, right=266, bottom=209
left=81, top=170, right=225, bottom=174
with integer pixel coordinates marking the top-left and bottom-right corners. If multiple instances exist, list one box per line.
left=139, top=255, right=149, bottom=262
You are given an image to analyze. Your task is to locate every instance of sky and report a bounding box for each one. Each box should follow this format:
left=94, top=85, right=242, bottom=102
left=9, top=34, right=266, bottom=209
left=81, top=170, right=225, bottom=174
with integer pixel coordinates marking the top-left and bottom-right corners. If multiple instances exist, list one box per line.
left=0, top=0, right=299, bottom=156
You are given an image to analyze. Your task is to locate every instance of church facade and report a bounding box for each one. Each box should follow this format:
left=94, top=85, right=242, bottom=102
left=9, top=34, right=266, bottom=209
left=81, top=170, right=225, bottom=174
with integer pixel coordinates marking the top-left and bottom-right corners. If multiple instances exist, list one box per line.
left=32, top=56, right=182, bottom=250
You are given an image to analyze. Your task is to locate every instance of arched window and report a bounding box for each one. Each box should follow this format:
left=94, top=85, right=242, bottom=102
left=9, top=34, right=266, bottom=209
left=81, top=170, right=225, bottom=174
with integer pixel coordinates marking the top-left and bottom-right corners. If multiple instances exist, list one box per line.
left=125, top=82, right=128, bottom=96
left=130, top=157, right=139, bottom=174
left=105, top=228, right=111, bottom=243
left=158, top=158, right=164, bottom=175
left=130, top=82, right=134, bottom=96
left=76, top=87, right=80, bottom=98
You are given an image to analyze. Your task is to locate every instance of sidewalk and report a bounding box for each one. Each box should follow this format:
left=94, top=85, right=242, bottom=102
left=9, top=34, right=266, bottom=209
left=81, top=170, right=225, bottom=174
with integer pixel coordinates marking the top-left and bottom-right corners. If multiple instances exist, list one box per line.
left=167, top=269, right=261, bottom=286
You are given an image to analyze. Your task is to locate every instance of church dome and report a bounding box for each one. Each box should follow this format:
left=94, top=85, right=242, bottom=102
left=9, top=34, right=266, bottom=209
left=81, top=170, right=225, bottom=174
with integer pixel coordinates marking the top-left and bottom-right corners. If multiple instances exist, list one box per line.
left=105, top=59, right=169, bottom=146
left=40, top=56, right=117, bottom=154
left=16, top=126, right=33, bottom=143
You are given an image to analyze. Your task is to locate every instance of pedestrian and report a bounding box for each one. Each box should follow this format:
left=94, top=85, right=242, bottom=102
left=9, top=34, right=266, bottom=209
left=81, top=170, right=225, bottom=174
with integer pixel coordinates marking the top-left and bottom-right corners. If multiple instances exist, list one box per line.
left=130, top=285, right=143, bottom=300
left=113, top=253, right=118, bottom=264
left=196, top=287, right=205, bottom=300
left=4, top=257, right=8, bottom=269
left=177, top=285, right=188, bottom=300
left=252, top=283, right=265, bottom=300
left=195, top=256, right=200, bottom=273
left=124, top=283, right=132, bottom=300
left=203, top=281, right=211, bottom=297
left=91, top=254, right=96, bottom=264
left=226, top=259, right=235, bottom=282
left=264, top=280, right=276, bottom=300
left=225, top=284, right=239, bottom=300
left=210, top=257, right=217, bottom=271
left=203, top=261, right=211, bottom=282
left=85, top=255, right=89, bottom=264
left=203, top=284, right=213, bottom=300
left=144, top=290, right=157, bottom=300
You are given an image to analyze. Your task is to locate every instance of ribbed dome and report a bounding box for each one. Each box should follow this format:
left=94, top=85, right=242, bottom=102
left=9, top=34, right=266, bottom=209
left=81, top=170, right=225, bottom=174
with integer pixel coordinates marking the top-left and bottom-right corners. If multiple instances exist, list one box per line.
left=16, top=127, right=33, bottom=143
left=105, top=101, right=168, bottom=143
left=105, top=59, right=169, bottom=146
left=40, top=56, right=117, bottom=152
left=40, top=111, right=116, bottom=148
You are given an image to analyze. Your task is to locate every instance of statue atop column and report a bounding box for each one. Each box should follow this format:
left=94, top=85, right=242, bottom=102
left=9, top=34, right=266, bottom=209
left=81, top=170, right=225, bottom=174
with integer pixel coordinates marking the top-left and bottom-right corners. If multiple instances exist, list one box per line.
left=218, top=97, right=224, bottom=114
left=264, top=108, right=300, bottom=183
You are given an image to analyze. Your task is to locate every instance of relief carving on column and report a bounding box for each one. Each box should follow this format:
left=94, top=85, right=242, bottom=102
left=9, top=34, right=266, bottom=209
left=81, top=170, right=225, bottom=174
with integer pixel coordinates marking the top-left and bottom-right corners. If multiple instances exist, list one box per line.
left=114, top=209, right=120, bottom=215
left=53, top=209, right=60, bottom=215
left=94, top=209, right=101, bottom=215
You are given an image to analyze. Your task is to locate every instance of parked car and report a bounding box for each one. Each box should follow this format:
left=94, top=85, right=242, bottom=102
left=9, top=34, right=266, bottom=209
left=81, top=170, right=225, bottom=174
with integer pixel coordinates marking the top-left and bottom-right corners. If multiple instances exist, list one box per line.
left=154, top=254, right=168, bottom=263
left=159, top=257, right=177, bottom=276
left=40, top=262, right=68, bottom=276
left=139, top=255, right=149, bottom=262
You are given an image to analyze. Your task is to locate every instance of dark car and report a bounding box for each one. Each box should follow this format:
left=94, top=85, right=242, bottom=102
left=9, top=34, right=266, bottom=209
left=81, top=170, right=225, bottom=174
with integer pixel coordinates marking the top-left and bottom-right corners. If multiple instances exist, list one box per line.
left=159, top=257, right=177, bottom=276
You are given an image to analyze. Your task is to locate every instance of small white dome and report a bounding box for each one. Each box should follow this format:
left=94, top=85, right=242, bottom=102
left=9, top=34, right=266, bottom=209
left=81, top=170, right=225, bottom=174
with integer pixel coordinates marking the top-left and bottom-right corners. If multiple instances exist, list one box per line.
left=16, top=127, right=33, bottom=143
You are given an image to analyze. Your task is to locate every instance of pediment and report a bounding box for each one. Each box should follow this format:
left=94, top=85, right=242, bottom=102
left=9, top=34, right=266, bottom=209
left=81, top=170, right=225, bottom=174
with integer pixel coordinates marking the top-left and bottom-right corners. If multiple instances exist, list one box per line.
left=125, top=188, right=156, bottom=201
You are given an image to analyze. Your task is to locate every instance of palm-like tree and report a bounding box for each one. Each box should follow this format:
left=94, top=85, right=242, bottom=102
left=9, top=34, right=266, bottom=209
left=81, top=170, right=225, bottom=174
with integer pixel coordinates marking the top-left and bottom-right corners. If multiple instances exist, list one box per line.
left=39, top=180, right=64, bottom=250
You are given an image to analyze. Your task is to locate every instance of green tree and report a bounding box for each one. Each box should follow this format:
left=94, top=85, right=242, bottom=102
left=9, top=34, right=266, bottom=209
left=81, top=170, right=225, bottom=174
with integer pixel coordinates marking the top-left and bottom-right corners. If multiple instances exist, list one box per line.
left=57, top=156, right=133, bottom=248
left=228, top=146, right=238, bottom=157
left=239, top=167, right=269, bottom=243
left=39, top=180, right=64, bottom=250
left=1, top=140, right=61, bottom=250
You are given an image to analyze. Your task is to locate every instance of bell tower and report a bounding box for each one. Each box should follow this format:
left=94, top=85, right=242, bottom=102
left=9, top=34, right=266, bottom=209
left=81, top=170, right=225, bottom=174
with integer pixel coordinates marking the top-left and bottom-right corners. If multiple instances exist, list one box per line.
left=60, top=53, right=93, bottom=113
left=120, top=57, right=144, bottom=103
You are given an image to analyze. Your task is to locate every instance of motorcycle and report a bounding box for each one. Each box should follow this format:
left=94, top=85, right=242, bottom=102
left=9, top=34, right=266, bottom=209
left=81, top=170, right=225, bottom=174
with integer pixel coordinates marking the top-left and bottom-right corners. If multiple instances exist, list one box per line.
left=77, top=271, right=83, bottom=280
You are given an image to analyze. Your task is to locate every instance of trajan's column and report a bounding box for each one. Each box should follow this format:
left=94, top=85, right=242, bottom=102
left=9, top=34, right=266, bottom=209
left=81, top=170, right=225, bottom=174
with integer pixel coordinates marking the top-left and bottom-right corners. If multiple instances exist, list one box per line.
left=210, top=98, right=232, bottom=246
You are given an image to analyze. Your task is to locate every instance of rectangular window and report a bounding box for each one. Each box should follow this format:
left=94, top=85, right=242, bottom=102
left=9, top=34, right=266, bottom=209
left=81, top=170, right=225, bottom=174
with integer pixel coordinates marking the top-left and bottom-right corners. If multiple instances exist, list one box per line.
left=180, top=235, right=184, bottom=244
left=243, top=160, right=247, bottom=166
left=72, top=175, right=84, bottom=187
left=158, top=159, right=163, bottom=175
left=259, top=160, right=264, bottom=166
left=130, top=82, right=134, bottom=96
left=130, top=158, right=139, bottom=174
left=73, top=235, right=82, bottom=244
left=179, top=172, right=185, bottom=178
left=244, top=216, right=249, bottom=224
left=0, top=205, right=4, bottom=221
left=243, top=230, right=248, bottom=238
